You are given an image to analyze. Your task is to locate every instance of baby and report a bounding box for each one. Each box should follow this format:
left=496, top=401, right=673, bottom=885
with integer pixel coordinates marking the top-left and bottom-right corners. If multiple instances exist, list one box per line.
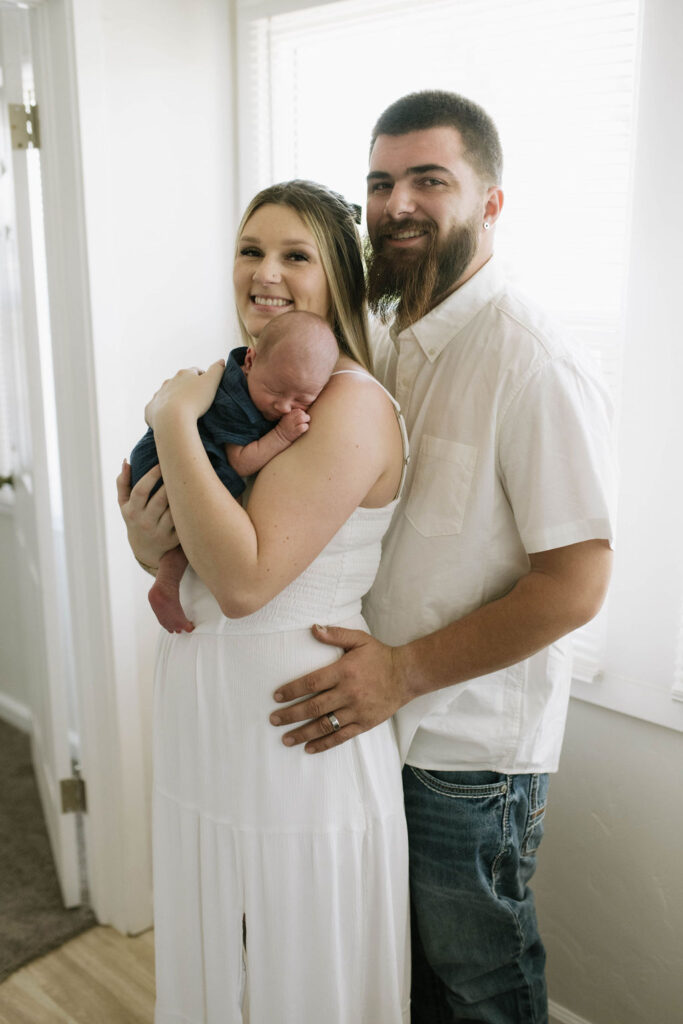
left=130, top=310, right=339, bottom=633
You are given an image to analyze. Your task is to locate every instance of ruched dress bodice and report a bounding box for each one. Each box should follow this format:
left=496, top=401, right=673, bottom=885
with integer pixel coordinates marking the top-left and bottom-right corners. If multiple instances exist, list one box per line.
left=179, top=499, right=400, bottom=636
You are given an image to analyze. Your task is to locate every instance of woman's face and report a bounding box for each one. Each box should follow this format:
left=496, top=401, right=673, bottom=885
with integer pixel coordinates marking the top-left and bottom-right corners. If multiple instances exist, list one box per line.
left=233, top=204, right=332, bottom=339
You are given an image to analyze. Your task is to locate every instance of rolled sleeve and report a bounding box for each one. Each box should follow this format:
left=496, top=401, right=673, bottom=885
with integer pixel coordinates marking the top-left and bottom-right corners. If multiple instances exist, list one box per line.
left=498, top=357, right=616, bottom=554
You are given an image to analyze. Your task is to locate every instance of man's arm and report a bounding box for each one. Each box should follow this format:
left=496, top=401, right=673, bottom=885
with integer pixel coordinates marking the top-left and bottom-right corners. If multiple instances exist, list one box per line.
left=225, top=409, right=310, bottom=477
left=269, top=538, right=613, bottom=752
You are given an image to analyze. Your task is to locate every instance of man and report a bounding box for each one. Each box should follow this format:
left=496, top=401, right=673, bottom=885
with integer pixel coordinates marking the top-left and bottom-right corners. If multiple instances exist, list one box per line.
left=269, top=91, right=615, bottom=1023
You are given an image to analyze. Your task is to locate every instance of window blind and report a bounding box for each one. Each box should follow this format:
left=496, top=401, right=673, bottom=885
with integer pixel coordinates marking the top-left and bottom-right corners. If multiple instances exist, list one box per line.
left=238, top=0, right=639, bottom=379
left=237, top=0, right=642, bottom=693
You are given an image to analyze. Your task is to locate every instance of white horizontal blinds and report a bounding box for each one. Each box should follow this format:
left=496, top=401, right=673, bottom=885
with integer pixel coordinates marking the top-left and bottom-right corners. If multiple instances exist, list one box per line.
left=243, top=16, right=274, bottom=192
left=241, top=0, right=640, bottom=684
left=572, top=605, right=609, bottom=684
left=249, top=0, right=638, bottom=357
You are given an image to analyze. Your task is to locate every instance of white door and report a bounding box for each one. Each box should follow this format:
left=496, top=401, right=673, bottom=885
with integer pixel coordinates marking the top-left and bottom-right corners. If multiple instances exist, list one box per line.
left=0, top=5, right=82, bottom=907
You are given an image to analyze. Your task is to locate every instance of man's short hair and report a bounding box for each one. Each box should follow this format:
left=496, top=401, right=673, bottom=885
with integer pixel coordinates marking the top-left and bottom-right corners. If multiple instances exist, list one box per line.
left=370, top=90, right=503, bottom=187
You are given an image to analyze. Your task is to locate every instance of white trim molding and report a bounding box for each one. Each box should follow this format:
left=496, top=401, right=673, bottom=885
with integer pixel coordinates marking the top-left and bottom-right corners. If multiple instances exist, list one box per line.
left=0, top=2, right=46, bottom=10
left=0, top=693, right=32, bottom=733
left=672, top=606, right=683, bottom=703
left=549, top=1000, right=594, bottom=1024
left=28, top=0, right=152, bottom=932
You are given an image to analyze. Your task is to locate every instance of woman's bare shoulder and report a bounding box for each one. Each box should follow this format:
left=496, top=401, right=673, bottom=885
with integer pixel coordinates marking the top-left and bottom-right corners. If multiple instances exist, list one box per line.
left=312, top=361, right=395, bottom=424
left=298, top=361, right=403, bottom=507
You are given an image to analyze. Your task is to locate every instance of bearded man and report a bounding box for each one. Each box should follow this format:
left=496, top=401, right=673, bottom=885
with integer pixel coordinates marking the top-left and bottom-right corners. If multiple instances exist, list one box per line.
left=272, top=91, right=615, bottom=1023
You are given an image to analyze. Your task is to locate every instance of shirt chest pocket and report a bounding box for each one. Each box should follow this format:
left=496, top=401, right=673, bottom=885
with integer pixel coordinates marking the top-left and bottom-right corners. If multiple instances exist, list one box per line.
left=405, top=436, right=477, bottom=537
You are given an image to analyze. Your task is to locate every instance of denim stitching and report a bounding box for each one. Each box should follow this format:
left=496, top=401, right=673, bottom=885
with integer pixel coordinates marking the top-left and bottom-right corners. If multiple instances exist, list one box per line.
left=491, top=776, right=527, bottom=962
left=521, top=774, right=548, bottom=856
left=408, top=766, right=508, bottom=799
left=491, top=774, right=512, bottom=892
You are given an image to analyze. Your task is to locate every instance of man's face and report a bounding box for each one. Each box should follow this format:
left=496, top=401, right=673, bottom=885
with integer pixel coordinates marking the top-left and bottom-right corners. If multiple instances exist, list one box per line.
left=366, top=126, right=490, bottom=325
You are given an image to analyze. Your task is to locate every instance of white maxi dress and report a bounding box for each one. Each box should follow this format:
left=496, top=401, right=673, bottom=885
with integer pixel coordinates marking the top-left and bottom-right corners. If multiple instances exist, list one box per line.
left=152, top=378, right=410, bottom=1024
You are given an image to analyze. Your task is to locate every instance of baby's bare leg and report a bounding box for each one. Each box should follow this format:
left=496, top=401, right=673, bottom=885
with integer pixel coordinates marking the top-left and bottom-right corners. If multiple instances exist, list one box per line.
left=148, top=547, right=194, bottom=633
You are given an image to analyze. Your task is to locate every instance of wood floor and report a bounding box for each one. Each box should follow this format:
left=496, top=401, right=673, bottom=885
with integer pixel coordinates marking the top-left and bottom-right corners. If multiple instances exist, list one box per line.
left=0, top=926, right=155, bottom=1024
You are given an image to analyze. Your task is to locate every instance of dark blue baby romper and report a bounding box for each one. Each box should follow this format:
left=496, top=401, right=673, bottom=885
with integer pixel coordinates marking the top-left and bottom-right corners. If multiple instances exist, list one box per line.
left=129, top=347, right=272, bottom=499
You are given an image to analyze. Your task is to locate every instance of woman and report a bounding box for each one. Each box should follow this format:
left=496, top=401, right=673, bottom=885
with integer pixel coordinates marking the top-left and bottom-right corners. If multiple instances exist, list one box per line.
left=118, top=181, right=409, bottom=1023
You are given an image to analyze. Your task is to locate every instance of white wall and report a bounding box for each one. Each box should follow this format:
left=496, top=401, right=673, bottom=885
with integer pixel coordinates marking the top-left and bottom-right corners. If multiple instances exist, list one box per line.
left=0, top=0, right=237, bottom=931
left=67, top=0, right=237, bottom=930
left=536, top=700, right=683, bottom=1024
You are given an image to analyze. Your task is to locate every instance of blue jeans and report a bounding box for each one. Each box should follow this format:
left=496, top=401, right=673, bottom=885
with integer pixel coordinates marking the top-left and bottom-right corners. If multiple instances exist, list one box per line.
left=403, top=766, right=549, bottom=1024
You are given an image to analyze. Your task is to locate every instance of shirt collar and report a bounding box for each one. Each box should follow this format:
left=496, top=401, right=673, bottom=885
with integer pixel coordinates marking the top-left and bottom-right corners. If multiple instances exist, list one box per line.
left=390, top=256, right=506, bottom=361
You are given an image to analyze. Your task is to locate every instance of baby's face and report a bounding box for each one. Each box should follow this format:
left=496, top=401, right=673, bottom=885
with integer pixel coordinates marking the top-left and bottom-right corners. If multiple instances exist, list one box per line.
left=245, top=340, right=332, bottom=421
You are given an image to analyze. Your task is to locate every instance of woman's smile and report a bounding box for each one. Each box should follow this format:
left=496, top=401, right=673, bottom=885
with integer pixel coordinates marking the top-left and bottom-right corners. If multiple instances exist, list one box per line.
left=234, top=204, right=331, bottom=338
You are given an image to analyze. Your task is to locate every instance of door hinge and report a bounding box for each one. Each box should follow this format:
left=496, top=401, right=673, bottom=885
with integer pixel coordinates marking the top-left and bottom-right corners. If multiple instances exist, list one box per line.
left=9, top=103, right=41, bottom=150
left=60, top=775, right=87, bottom=814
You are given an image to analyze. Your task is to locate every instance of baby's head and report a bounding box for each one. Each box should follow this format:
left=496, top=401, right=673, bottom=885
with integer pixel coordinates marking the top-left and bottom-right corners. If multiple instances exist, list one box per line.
left=243, top=311, right=339, bottom=421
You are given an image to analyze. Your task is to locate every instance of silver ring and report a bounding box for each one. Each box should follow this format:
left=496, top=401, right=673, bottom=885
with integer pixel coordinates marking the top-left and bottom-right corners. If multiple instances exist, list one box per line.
left=326, top=712, right=341, bottom=733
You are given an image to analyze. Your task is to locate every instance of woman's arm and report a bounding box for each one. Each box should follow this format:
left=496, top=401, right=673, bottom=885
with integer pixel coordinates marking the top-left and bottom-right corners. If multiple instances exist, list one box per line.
left=149, top=365, right=401, bottom=617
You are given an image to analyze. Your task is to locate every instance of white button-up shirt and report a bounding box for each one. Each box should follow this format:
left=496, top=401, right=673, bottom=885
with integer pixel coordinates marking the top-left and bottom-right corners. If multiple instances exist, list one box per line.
left=363, top=258, right=615, bottom=772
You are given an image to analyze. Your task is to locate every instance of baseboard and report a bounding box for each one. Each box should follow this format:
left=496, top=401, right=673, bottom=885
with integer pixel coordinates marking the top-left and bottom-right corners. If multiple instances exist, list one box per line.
left=0, top=692, right=32, bottom=733
left=549, top=999, right=594, bottom=1024
left=0, top=695, right=82, bottom=763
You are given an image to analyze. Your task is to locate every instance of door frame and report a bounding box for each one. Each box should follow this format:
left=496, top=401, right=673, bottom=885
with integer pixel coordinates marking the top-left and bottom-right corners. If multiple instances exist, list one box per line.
left=1, top=1, right=85, bottom=907
left=16, top=0, right=152, bottom=933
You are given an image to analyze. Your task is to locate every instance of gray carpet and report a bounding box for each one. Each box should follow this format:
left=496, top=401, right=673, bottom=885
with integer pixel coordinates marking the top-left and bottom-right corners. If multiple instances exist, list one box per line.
left=0, top=717, right=96, bottom=982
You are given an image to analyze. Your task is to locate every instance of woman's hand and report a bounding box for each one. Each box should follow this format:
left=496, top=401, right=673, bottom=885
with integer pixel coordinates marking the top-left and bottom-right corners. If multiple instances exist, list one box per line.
left=116, top=460, right=178, bottom=570
left=144, top=359, right=226, bottom=432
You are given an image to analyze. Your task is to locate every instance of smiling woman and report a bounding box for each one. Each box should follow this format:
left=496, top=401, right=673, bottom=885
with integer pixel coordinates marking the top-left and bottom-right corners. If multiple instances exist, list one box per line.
left=233, top=179, right=371, bottom=370
left=118, top=178, right=410, bottom=1023
left=233, top=204, right=331, bottom=334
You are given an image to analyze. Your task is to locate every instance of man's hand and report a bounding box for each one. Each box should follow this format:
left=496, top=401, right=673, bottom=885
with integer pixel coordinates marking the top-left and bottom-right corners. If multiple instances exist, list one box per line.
left=269, top=624, right=409, bottom=753
left=116, top=460, right=178, bottom=568
left=275, top=408, right=311, bottom=443
left=269, top=540, right=613, bottom=756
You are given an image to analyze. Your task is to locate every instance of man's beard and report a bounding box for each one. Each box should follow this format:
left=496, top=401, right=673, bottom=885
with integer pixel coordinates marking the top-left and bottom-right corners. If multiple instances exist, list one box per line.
left=366, top=213, right=480, bottom=331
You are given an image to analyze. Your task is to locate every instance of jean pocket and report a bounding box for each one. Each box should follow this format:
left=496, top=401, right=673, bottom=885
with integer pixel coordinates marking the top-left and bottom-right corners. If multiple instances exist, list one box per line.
left=404, top=436, right=477, bottom=537
left=410, top=767, right=509, bottom=799
left=521, top=774, right=549, bottom=856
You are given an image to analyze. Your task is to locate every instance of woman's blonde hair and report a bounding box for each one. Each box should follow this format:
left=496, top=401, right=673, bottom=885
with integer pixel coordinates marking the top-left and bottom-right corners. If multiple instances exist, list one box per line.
left=234, top=180, right=371, bottom=370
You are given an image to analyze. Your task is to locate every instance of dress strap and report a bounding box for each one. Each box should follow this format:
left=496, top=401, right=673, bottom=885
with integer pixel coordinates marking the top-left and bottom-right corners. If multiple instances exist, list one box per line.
left=329, top=370, right=409, bottom=500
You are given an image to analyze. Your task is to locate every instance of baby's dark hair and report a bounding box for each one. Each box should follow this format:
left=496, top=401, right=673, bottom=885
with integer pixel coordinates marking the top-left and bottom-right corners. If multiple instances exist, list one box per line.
left=256, top=311, right=338, bottom=364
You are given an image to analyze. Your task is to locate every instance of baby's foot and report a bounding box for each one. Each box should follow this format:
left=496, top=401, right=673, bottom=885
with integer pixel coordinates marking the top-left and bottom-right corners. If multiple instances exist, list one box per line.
left=148, top=579, right=194, bottom=633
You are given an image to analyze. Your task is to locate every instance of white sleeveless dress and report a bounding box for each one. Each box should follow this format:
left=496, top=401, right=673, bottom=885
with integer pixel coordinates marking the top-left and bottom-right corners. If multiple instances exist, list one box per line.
left=152, top=374, right=410, bottom=1024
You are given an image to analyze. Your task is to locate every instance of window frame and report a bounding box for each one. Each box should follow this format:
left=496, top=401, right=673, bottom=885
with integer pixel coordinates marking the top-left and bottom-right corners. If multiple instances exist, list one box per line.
left=235, top=0, right=683, bottom=734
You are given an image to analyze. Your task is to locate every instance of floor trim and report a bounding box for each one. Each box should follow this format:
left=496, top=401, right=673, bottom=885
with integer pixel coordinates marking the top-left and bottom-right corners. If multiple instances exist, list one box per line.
left=0, top=694, right=31, bottom=734
left=550, top=999, right=594, bottom=1024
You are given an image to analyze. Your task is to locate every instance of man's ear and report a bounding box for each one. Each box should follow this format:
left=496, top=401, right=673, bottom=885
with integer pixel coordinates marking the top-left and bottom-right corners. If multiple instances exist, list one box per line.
left=483, top=187, right=504, bottom=227
left=243, top=347, right=256, bottom=372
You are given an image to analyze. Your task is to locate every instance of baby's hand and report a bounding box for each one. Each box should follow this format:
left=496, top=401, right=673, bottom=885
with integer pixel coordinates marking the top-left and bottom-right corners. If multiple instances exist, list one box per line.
left=275, top=409, right=311, bottom=443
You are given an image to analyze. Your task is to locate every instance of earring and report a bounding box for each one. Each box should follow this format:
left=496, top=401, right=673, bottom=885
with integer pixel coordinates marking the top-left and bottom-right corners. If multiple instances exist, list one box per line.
left=483, top=221, right=491, bottom=230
